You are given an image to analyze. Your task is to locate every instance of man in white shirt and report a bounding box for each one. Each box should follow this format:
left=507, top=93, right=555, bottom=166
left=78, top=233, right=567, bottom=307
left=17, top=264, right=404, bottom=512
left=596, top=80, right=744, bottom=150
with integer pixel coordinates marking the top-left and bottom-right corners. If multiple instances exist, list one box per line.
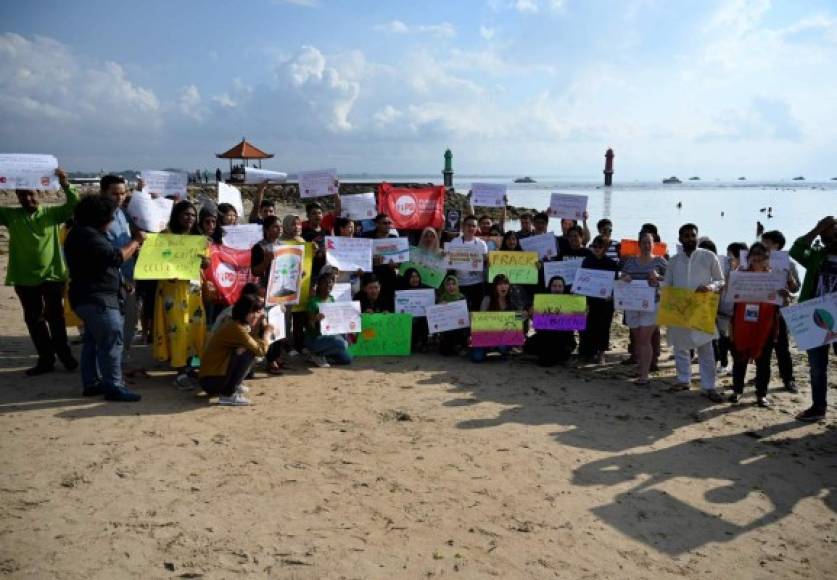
left=446, top=215, right=488, bottom=311
left=663, top=223, right=725, bottom=401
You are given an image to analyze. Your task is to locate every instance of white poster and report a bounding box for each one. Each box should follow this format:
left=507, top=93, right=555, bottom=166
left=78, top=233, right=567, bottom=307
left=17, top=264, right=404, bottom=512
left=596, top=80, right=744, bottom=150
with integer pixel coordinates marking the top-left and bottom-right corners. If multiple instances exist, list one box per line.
left=549, top=193, right=588, bottom=221
left=340, top=191, right=377, bottom=220
left=330, top=283, right=353, bottom=303
left=614, top=280, right=657, bottom=312
left=394, top=289, right=436, bottom=317
left=443, top=244, right=485, bottom=272
left=543, top=258, right=583, bottom=287
left=471, top=182, right=506, bottom=207
left=0, top=154, right=59, bottom=190
left=325, top=236, right=373, bottom=272
left=739, top=250, right=791, bottom=272
left=126, top=191, right=174, bottom=233
left=319, top=300, right=362, bottom=335
left=222, top=224, right=263, bottom=250
left=372, top=237, right=410, bottom=263
left=267, top=306, right=286, bottom=343
left=298, top=169, right=338, bottom=199
left=519, top=232, right=557, bottom=260
left=727, top=271, right=786, bottom=304
left=572, top=268, right=616, bottom=298
left=426, top=300, right=471, bottom=333
left=780, top=292, right=837, bottom=351
left=141, top=170, right=188, bottom=200
left=243, top=167, right=287, bottom=184
left=217, top=181, right=244, bottom=219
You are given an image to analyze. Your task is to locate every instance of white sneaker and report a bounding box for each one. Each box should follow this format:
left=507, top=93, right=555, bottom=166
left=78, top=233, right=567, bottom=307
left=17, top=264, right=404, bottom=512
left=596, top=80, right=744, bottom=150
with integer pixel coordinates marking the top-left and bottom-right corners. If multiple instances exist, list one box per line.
left=236, top=383, right=250, bottom=394
left=174, top=373, right=195, bottom=391
left=309, top=354, right=330, bottom=368
left=218, top=392, right=250, bottom=406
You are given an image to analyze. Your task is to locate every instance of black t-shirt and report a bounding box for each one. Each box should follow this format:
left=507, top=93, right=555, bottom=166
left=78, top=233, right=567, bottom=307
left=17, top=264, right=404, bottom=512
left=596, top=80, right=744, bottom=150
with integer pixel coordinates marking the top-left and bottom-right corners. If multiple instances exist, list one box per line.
left=65, top=225, right=124, bottom=309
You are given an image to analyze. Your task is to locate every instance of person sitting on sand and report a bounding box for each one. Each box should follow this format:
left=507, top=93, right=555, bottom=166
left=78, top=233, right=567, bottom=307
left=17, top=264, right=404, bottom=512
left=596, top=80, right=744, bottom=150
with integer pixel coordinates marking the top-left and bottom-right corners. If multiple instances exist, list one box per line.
left=436, top=274, right=469, bottom=356
left=355, top=273, right=392, bottom=313
left=523, top=275, right=577, bottom=366
left=305, top=271, right=353, bottom=368
left=471, top=274, right=524, bottom=363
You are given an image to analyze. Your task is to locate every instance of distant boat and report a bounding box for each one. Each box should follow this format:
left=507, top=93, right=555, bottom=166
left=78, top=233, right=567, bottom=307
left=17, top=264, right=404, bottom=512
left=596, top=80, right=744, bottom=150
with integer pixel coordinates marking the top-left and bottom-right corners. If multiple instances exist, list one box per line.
left=737, top=177, right=746, bottom=180
left=662, top=176, right=681, bottom=184
left=792, top=176, right=805, bottom=180
left=514, top=176, right=536, bottom=183
left=831, top=177, right=837, bottom=181
left=688, top=176, right=700, bottom=181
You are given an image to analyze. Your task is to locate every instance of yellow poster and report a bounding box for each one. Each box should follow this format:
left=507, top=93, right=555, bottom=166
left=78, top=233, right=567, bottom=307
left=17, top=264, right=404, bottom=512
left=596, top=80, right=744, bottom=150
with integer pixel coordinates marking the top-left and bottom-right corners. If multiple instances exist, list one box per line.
left=656, top=287, right=720, bottom=334
left=134, top=234, right=207, bottom=280
left=281, top=241, right=314, bottom=313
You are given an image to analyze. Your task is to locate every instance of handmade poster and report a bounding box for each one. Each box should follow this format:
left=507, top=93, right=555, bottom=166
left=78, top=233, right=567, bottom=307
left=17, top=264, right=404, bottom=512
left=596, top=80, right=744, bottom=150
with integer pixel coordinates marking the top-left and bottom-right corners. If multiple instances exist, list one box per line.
left=613, top=280, right=657, bottom=312
left=445, top=209, right=461, bottom=232
left=287, top=242, right=314, bottom=313
left=532, top=294, right=587, bottom=331
left=267, top=306, right=286, bottom=343
left=207, top=245, right=257, bottom=305
left=325, top=236, right=373, bottom=272
left=372, top=237, right=410, bottom=263
left=349, top=313, right=412, bottom=356
left=399, top=247, right=447, bottom=289
left=471, top=182, right=506, bottom=207
left=780, top=292, right=837, bottom=350
left=141, top=170, right=188, bottom=200
left=298, top=168, right=338, bottom=198
left=739, top=250, right=791, bottom=272
left=217, top=181, right=244, bottom=219
left=572, top=268, right=616, bottom=298
left=394, top=289, right=436, bottom=317
left=265, top=245, right=304, bottom=306
left=0, top=154, right=58, bottom=190
left=319, top=300, right=361, bottom=336
left=488, top=251, right=539, bottom=284
left=519, top=232, right=557, bottom=260
left=619, top=239, right=668, bottom=258
left=378, top=183, right=445, bottom=230
left=425, top=300, right=470, bottom=333
left=727, top=271, right=786, bottom=304
left=331, top=283, right=353, bottom=303
left=243, top=167, right=287, bottom=183
left=134, top=234, right=206, bottom=280
left=126, top=191, right=174, bottom=233
left=549, top=193, right=587, bottom=220
left=656, top=287, right=720, bottom=334
left=340, top=191, right=377, bottom=220
left=470, top=312, right=525, bottom=347
left=443, top=243, right=485, bottom=271
left=221, top=224, right=262, bottom=250
left=543, top=259, right=583, bottom=287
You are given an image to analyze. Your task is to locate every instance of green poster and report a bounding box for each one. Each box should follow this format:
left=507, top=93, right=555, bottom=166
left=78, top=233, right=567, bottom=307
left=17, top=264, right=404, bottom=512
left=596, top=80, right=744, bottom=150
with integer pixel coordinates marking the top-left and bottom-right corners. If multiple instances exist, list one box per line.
left=399, top=247, right=447, bottom=288
left=487, top=251, right=538, bottom=284
left=349, top=313, right=413, bottom=356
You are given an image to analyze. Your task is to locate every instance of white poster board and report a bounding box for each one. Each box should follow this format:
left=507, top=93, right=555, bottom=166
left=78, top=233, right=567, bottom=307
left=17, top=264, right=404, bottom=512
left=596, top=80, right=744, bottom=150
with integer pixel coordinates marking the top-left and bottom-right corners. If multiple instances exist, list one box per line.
left=572, top=268, right=616, bottom=298
left=325, top=236, right=373, bottom=272
left=298, top=169, right=338, bottom=199
left=340, top=192, right=377, bottom=220
left=0, top=154, right=59, bottom=190
left=330, top=283, right=353, bottom=303
left=549, top=193, right=588, bottom=221
left=614, top=280, right=657, bottom=312
left=394, top=289, right=436, bottom=317
left=471, top=183, right=506, bottom=208
left=727, top=271, right=786, bottom=304
left=319, top=300, right=362, bottom=335
left=141, top=170, right=188, bottom=200
left=443, top=244, right=485, bottom=272
left=222, top=224, right=263, bottom=250
left=519, top=232, right=557, bottom=260
left=126, top=191, right=174, bottom=233
left=739, top=250, right=791, bottom=272
left=543, top=258, right=583, bottom=287
left=217, top=181, right=244, bottom=219
left=425, top=300, right=471, bottom=333
left=780, top=292, right=837, bottom=351
left=372, top=237, right=410, bottom=263
left=267, top=306, right=286, bottom=343
left=244, top=167, right=287, bottom=184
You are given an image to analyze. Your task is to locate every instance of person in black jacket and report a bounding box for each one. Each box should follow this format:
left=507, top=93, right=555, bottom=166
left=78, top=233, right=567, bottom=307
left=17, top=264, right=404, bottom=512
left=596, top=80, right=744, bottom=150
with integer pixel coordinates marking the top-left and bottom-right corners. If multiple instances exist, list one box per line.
left=64, top=195, right=145, bottom=401
left=578, top=235, right=619, bottom=364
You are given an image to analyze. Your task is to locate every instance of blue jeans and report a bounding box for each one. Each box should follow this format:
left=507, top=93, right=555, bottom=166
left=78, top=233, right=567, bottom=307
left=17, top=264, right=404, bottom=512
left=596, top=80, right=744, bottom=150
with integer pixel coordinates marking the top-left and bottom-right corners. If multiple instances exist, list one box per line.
left=304, top=335, right=352, bottom=365
left=75, top=303, right=124, bottom=392
left=808, top=343, right=836, bottom=409
left=470, top=346, right=511, bottom=363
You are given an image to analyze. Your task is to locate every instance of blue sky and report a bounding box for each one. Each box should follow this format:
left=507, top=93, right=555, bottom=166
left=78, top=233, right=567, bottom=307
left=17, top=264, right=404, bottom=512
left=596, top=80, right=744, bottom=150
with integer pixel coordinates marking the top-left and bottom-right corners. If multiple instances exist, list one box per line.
left=2, top=0, right=836, bottom=178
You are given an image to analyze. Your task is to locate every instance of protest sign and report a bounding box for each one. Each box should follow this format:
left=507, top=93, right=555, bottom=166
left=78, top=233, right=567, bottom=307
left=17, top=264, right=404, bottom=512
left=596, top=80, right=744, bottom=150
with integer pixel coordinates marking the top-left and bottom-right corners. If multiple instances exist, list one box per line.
left=298, top=169, right=338, bottom=199
left=267, top=306, right=286, bottom=343
left=221, top=224, right=262, bottom=250
left=399, top=247, right=447, bottom=289
left=265, top=245, right=304, bottom=306
left=445, top=209, right=461, bottom=232
left=207, top=245, right=257, bottom=305
left=572, top=268, right=616, bottom=298
left=426, top=300, right=470, bottom=333
left=340, top=192, right=377, bottom=220
left=141, top=170, right=188, bottom=200
left=325, top=236, right=373, bottom=272
left=394, top=289, right=436, bottom=317
left=349, top=313, right=413, bottom=356
left=443, top=244, right=485, bottom=271
left=471, top=182, right=506, bottom=207
left=619, top=239, right=668, bottom=258
left=134, top=234, right=206, bottom=280
left=126, top=191, right=173, bottom=233
left=656, top=287, right=720, bottom=334
left=780, top=292, right=837, bottom=350
left=532, top=294, right=587, bottom=330
left=372, top=237, right=410, bottom=263
left=378, top=183, right=445, bottom=230
left=288, top=242, right=314, bottom=312
left=727, top=271, right=786, bottom=303
left=331, top=283, right=353, bottom=303
left=543, top=259, right=583, bottom=287
left=244, top=167, right=287, bottom=183
left=217, top=181, right=244, bottom=219
left=0, top=154, right=59, bottom=190
left=488, top=251, right=539, bottom=284
left=613, top=280, right=657, bottom=312
left=319, top=301, right=361, bottom=335
left=549, top=193, right=587, bottom=220
left=739, top=250, right=791, bottom=272
left=519, top=232, right=557, bottom=260
left=470, top=312, right=525, bottom=347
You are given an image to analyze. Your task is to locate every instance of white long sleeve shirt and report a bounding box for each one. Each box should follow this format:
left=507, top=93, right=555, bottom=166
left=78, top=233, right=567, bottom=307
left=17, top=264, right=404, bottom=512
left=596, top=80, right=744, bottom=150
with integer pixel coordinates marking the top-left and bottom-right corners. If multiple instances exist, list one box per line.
left=663, top=248, right=725, bottom=348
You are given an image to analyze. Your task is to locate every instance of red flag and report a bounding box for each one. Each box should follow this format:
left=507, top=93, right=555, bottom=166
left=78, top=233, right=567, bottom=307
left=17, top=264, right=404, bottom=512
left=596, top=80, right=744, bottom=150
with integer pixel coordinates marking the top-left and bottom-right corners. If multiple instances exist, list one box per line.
left=208, top=245, right=257, bottom=305
left=377, top=183, right=445, bottom=230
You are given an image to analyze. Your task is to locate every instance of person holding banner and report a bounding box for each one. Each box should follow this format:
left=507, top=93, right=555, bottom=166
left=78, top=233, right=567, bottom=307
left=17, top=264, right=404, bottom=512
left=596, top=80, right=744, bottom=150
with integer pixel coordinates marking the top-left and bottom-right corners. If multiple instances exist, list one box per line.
left=523, top=276, right=577, bottom=366
left=471, top=274, right=525, bottom=363
left=437, top=274, right=470, bottom=356
left=578, top=236, right=619, bottom=364
left=306, top=271, right=352, bottom=367
left=789, top=215, right=837, bottom=422
left=447, top=215, right=488, bottom=311
left=1, top=167, right=79, bottom=375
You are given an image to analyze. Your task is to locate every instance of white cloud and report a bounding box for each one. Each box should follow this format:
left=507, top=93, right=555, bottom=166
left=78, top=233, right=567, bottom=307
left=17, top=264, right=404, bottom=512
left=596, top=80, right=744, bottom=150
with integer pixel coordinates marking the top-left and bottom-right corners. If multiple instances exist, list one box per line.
left=373, top=104, right=402, bottom=126
left=514, top=0, right=539, bottom=14
left=480, top=26, right=495, bottom=40
left=178, top=85, right=205, bottom=120
left=375, top=20, right=456, bottom=38
left=272, top=0, right=319, bottom=7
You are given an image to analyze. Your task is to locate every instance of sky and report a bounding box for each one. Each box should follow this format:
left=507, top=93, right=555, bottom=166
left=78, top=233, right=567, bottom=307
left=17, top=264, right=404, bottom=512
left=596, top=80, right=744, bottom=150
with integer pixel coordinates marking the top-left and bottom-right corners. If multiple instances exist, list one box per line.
left=2, top=0, right=836, bottom=179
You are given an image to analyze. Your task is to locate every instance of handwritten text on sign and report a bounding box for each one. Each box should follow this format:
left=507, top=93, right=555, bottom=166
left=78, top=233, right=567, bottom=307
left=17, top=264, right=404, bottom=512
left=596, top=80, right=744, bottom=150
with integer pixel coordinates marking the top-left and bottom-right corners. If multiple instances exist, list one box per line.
left=319, top=300, right=362, bottom=335
left=134, top=234, right=207, bottom=280
left=614, top=280, right=657, bottom=312
left=549, top=193, right=587, bottom=220
left=656, top=287, right=720, bottom=334
left=780, top=292, right=837, bottom=351
left=0, top=154, right=59, bottom=190
left=426, top=300, right=470, bottom=333
left=532, top=294, right=587, bottom=330
left=470, top=311, right=525, bottom=347
left=487, top=251, right=539, bottom=284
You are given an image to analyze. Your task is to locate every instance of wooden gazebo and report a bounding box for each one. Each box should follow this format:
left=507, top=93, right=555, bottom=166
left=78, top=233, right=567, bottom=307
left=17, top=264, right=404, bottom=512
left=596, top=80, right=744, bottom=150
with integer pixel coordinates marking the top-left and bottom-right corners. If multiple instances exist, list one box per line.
left=216, top=138, right=274, bottom=172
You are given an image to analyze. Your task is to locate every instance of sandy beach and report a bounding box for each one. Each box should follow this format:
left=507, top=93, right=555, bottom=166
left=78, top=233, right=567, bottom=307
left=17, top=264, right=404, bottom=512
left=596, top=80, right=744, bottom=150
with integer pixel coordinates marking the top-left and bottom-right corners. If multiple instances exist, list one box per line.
left=0, top=245, right=835, bottom=579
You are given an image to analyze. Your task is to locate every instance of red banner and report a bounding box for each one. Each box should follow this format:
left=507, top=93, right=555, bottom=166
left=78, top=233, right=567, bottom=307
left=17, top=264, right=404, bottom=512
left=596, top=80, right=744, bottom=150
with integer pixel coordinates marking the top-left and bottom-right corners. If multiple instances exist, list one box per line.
left=377, top=183, right=445, bottom=231
left=208, top=245, right=257, bottom=305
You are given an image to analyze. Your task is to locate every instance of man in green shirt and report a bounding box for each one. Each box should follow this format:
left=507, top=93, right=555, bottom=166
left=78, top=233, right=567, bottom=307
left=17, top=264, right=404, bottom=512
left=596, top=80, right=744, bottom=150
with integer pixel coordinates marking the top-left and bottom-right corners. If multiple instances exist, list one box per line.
left=0, top=168, right=79, bottom=375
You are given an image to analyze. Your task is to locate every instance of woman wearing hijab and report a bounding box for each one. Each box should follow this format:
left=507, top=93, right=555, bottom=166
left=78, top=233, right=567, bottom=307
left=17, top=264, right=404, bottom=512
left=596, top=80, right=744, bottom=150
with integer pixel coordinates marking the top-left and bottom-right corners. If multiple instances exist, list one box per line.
left=397, top=267, right=430, bottom=351
left=437, top=273, right=469, bottom=356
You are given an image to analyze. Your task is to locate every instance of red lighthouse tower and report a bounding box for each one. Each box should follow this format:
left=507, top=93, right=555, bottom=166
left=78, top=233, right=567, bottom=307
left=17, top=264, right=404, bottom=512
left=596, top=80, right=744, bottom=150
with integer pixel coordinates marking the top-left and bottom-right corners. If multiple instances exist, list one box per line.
left=604, top=148, right=614, bottom=186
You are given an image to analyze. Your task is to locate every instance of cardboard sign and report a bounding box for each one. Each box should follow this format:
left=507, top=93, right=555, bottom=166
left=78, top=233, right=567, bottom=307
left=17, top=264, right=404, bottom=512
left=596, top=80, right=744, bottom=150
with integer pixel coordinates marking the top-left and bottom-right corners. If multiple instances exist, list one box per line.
left=372, top=237, right=410, bottom=263
left=572, top=268, right=616, bottom=298
left=487, top=251, right=539, bottom=284
left=613, top=280, right=657, bottom=312
left=656, top=287, right=720, bottom=334
left=265, top=245, right=305, bottom=306
left=471, top=182, right=506, bottom=207
left=349, top=313, right=413, bottom=356
left=543, top=259, right=583, bottom=287
left=319, top=300, right=361, bottom=335
left=126, top=191, right=173, bottom=233
left=325, top=236, right=373, bottom=272
left=222, top=224, right=262, bottom=250
left=426, top=300, right=470, bottom=333
left=470, top=311, right=525, bottom=347
left=394, top=289, right=436, bottom=317
left=0, top=154, right=59, bottom=190
left=298, top=168, right=338, bottom=198
left=548, top=193, right=587, bottom=220
left=780, top=292, right=837, bottom=350
left=340, top=192, right=377, bottom=220
left=141, top=170, right=188, bottom=200
left=399, top=247, right=447, bottom=289
left=134, top=233, right=206, bottom=280
left=519, top=232, right=557, bottom=260
left=532, top=294, right=587, bottom=330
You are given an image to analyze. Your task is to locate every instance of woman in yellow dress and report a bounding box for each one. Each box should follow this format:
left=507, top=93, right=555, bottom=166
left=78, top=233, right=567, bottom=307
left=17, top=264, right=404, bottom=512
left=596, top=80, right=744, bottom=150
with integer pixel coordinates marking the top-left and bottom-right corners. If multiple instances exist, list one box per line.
left=153, top=200, right=208, bottom=389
